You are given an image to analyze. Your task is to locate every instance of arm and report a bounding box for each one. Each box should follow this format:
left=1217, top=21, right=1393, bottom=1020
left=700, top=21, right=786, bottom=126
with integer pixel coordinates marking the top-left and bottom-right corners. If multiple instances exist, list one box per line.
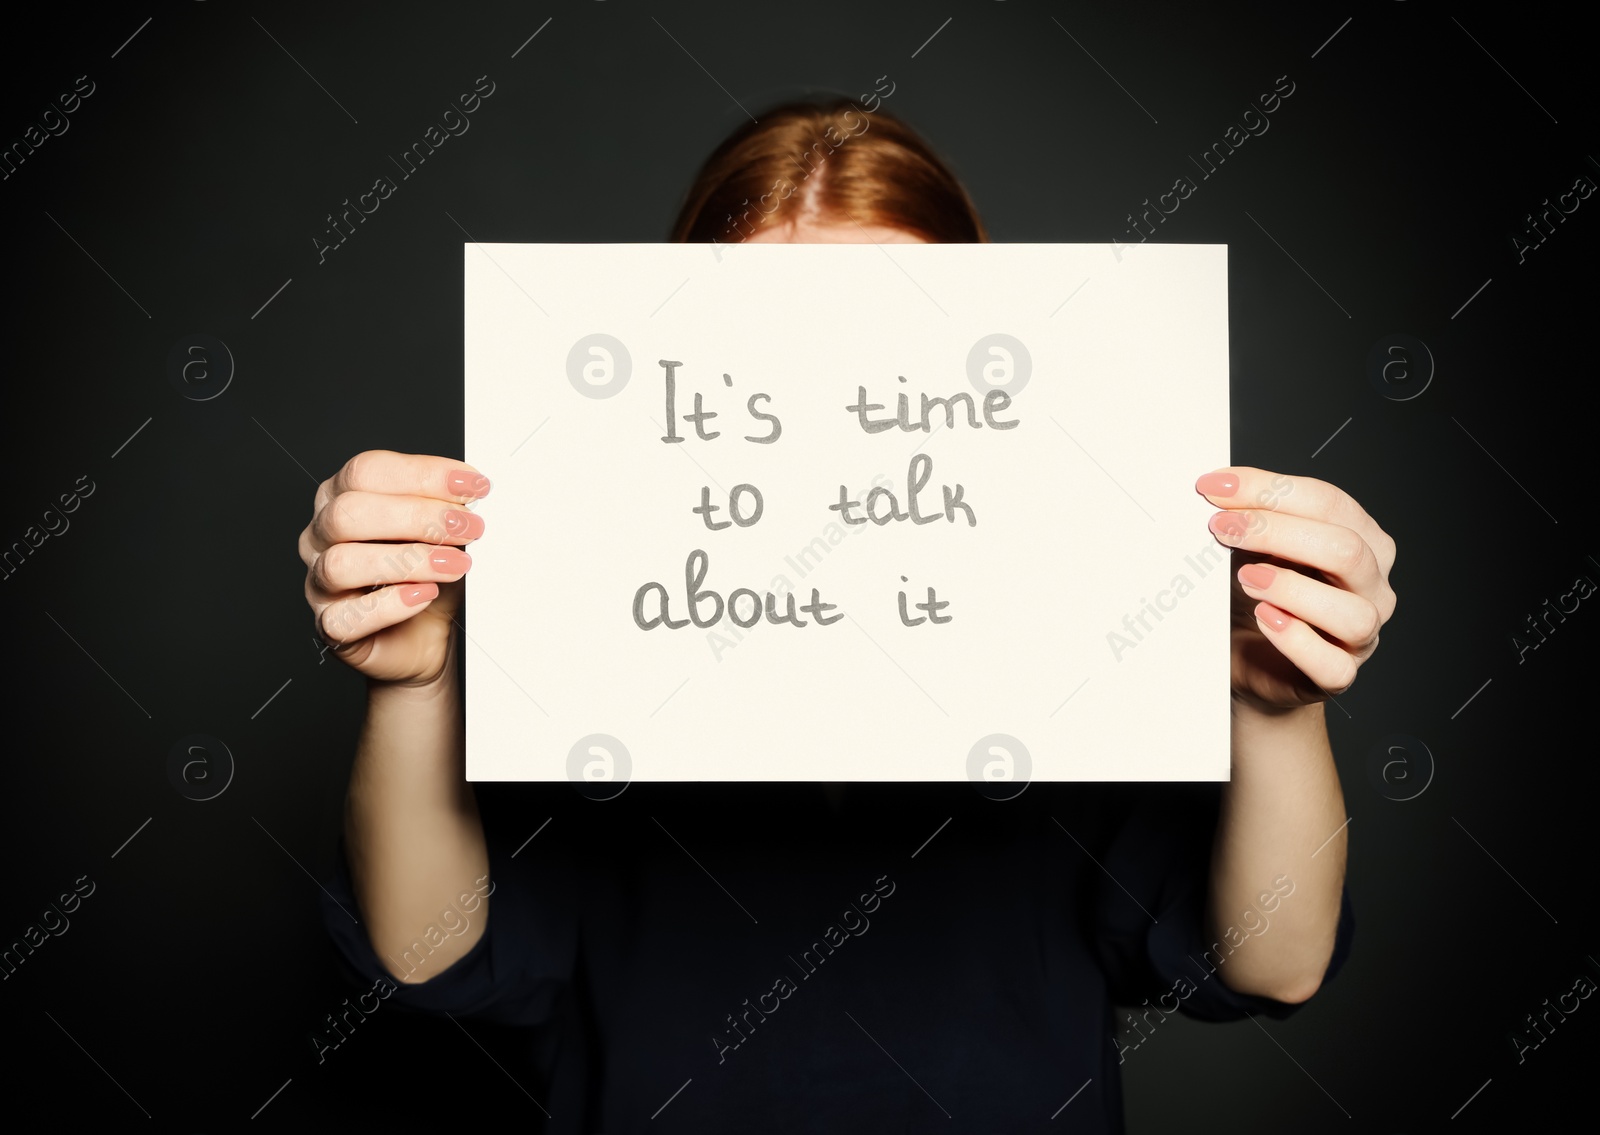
left=300, top=450, right=494, bottom=982
left=1194, top=467, right=1396, bottom=1002
left=346, top=652, right=489, bottom=981
left=1208, top=701, right=1344, bottom=1002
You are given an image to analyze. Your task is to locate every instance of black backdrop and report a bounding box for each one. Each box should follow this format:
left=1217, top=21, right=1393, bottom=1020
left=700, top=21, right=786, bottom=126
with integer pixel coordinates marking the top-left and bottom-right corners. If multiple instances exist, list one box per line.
left=2, top=1, right=1595, bottom=1129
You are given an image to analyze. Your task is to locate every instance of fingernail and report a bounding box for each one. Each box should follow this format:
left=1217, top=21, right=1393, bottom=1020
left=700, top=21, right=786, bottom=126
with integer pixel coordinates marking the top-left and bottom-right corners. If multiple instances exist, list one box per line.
left=1208, top=512, right=1247, bottom=543
left=400, top=583, right=439, bottom=607
left=1238, top=563, right=1276, bottom=590
left=430, top=547, right=472, bottom=574
left=1255, top=601, right=1291, bottom=632
left=444, top=509, right=485, bottom=539
left=449, top=470, right=491, bottom=499
left=1196, top=470, right=1240, bottom=497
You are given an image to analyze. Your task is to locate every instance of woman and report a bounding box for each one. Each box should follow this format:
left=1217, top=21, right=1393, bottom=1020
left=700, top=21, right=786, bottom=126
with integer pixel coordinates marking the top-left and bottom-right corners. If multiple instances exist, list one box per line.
left=306, top=100, right=1393, bottom=1131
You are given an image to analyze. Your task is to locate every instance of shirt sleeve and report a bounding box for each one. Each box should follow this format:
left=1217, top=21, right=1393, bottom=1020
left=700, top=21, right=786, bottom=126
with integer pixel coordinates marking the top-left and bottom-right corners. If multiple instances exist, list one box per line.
left=318, top=817, right=579, bottom=1028
left=1091, top=782, right=1355, bottom=1023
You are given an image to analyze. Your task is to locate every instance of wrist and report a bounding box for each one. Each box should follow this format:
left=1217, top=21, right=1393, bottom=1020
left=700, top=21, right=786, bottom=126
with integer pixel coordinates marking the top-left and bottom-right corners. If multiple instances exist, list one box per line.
left=1229, top=698, right=1330, bottom=770
left=1231, top=694, right=1324, bottom=728
left=366, top=646, right=460, bottom=707
left=369, top=670, right=452, bottom=702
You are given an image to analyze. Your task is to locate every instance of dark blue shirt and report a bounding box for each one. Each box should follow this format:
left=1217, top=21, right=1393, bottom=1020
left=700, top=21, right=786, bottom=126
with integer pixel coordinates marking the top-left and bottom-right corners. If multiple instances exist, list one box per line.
left=321, top=780, right=1352, bottom=1132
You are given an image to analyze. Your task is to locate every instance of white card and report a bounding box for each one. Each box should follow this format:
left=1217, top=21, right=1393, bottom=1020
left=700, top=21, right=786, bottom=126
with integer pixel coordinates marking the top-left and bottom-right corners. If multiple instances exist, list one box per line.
left=464, top=243, right=1230, bottom=784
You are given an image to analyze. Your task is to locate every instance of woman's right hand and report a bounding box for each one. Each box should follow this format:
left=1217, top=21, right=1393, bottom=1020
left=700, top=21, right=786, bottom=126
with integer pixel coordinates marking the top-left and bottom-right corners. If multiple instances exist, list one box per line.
left=299, top=450, right=489, bottom=686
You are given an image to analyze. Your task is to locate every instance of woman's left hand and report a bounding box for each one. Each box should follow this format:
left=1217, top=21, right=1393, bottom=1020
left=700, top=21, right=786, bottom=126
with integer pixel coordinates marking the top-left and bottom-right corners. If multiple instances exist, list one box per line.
left=1195, top=467, right=1397, bottom=713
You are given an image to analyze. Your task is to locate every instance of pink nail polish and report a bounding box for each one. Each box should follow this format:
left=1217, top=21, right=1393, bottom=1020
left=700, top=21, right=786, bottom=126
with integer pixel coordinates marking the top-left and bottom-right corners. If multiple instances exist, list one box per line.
left=449, top=470, right=491, bottom=499
left=1208, top=512, right=1247, bottom=543
left=1255, top=602, right=1291, bottom=632
left=444, top=509, right=485, bottom=539
left=430, top=547, right=472, bottom=574
left=1196, top=470, right=1240, bottom=497
left=1238, top=563, right=1276, bottom=590
left=400, top=583, right=438, bottom=607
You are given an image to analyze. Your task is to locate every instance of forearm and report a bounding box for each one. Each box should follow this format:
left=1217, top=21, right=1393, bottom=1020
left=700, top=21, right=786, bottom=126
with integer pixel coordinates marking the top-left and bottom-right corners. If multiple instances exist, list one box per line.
left=343, top=638, right=490, bottom=982
left=1207, top=701, right=1346, bottom=1003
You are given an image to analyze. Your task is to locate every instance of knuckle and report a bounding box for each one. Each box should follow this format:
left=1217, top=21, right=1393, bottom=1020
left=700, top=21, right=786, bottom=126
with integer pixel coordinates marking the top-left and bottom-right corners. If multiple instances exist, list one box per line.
left=1327, top=532, right=1367, bottom=574
left=340, top=451, right=370, bottom=489
left=393, top=542, right=432, bottom=578
left=1313, top=477, right=1353, bottom=515
left=318, top=496, right=362, bottom=546
left=1354, top=600, right=1382, bottom=645
left=315, top=602, right=344, bottom=644
left=342, top=448, right=402, bottom=494
left=1240, top=509, right=1270, bottom=539
left=417, top=501, right=448, bottom=543
left=372, top=544, right=413, bottom=581
left=310, top=500, right=338, bottom=545
left=315, top=543, right=348, bottom=591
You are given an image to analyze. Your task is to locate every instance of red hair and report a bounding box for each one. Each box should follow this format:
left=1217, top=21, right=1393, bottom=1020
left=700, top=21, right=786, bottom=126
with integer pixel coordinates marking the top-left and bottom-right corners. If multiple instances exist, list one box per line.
left=670, top=99, right=986, bottom=244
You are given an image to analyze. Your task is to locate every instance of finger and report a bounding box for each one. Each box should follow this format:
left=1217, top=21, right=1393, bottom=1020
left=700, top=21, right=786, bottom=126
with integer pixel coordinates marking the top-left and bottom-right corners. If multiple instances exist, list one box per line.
left=309, top=542, right=471, bottom=595
left=1250, top=601, right=1361, bottom=694
left=1208, top=509, right=1386, bottom=602
left=1236, top=561, right=1382, bottom=654
left=333, top=450, right=490, bottom=504
left=315, top=582, right=441, bottom=647
left=308, top=491, right=486, bottom=552
left=315, top=450, right=491, bottom=516
left=1195, top=466, right=1395, bottom=575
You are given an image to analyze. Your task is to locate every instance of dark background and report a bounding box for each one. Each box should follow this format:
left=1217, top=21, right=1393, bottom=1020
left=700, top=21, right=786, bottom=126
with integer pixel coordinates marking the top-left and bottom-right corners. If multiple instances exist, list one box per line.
left=2, top=0, right=1595, bottom=1128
